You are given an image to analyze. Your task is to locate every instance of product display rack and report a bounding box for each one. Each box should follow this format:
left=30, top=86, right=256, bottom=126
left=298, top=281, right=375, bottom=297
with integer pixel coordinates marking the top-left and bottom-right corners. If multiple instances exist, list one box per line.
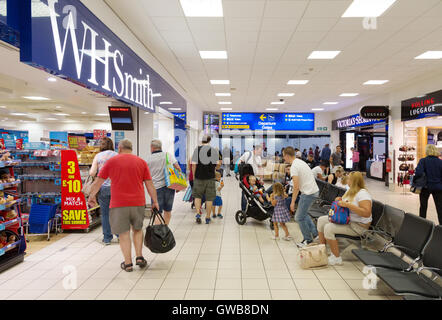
left=397, top=146, right=416, bottom=195
left=0, top=152, right=26, bottom=272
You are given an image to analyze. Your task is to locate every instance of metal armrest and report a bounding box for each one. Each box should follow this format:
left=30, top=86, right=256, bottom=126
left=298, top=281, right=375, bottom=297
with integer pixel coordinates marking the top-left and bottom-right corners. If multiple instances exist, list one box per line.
left=386, top=245, right=420, bottom=260
left=416, top=266, right=441, bottom=281
left=361, top=229, right=393, bottom=243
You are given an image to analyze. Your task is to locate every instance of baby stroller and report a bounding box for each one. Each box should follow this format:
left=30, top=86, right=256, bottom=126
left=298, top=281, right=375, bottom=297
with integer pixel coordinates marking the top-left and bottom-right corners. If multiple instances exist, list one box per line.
left=235, top=164, right=274, bottom=230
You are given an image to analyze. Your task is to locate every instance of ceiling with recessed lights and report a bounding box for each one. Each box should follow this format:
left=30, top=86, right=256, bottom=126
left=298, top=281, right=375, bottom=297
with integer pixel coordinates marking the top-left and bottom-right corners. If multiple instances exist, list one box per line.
left=103, top=0, right=442, bottom=113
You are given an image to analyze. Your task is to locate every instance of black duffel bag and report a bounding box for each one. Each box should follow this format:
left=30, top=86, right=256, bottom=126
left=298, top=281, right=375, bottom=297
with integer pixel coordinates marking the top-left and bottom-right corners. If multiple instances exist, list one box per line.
left=144, top=208, right=176, bottom=253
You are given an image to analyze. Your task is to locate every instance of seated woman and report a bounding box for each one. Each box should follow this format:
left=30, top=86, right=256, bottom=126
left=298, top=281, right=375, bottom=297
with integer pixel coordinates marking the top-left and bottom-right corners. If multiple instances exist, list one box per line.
left=317, top=171, right=372, bottom=266
left=335, top=173, right=350, bottom=190
left=328, top=167, right=344, bottom=185
left=248, top=175, right=271, bottom=205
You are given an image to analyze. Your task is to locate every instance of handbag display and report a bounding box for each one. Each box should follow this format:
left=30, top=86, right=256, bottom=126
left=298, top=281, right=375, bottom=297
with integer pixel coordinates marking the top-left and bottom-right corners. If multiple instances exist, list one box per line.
left=164, top=153, right=187, bottom=191
left=81, top=175, right=95, bottom=198
left=399, top=163, right=409, bottom=171
left=328, top=201, right=350, bottom=225
left=144, top=208, right=176, bottom=254
left=407, top=155, right=415, bottom=161
left=299, top=244, right=328, bottom=269
left=398, top=154, right=407, bottom=162
left=399, top=145, right=408, bottom=152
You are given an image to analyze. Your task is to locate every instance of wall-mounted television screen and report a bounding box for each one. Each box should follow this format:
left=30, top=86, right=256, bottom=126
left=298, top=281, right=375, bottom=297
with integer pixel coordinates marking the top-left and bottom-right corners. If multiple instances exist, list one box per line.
left=108, top=107, right=134, bottom=131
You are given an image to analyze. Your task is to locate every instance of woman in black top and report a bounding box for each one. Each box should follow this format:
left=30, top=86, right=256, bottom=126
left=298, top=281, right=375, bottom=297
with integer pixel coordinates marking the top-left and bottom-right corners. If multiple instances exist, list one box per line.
left=415, top=144, right=442, bottom=224
left=328, top=167, right=345, bottom=185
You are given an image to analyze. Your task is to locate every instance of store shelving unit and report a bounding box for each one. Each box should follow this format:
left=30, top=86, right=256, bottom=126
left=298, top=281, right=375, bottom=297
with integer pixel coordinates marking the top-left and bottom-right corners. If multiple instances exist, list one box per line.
left=0, top=154, right=26, bottom=272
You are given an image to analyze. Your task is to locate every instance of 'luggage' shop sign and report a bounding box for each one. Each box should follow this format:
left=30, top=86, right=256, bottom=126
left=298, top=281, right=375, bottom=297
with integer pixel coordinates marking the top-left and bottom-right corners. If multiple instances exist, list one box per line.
left=401, top=90, right=442, bottom=121
left=18, top=0, right=186, bottom=112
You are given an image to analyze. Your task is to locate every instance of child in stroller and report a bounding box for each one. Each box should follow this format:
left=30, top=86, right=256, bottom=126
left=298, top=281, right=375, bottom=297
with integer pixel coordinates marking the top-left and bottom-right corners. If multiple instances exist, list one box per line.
left=247, top=175, right=271, bottom=206
left=235, top=164, right=274, bottom=229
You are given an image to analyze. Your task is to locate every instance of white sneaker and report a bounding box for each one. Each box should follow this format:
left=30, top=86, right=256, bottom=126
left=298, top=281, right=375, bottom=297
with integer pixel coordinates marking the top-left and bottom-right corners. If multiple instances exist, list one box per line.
left=312, top=236, right=320, bottom=243
left=271, top=235, right=280, bottom=240
left=282, top=236, right=293, bottom=241
left=328, top=254, right=343, bottom=266
left=296, top=239, right=312, bottom=248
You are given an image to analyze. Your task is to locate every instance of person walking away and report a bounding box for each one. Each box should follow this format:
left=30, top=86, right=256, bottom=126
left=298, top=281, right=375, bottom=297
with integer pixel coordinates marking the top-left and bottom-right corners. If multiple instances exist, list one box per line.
left=312, top=160, right=330, bottom=181
left=88, top=139, right=159, bottom=272
left=222, top=145, right=231, bottom=177
left=317, top=172, right=372, bottom=265
left=330, top=146, right=344, bottom=173
left=270, top=182, right=293, bottom=241
left=351, top=147, right=360, bottom=171
left=320, top=144, right=331, bottom=162
left=283, top=147, right=319, bottom=247
left=415, top=144, right=442, bottom=224
left=314, top=146, right=321, bottom=164
left=191, top=135, right=221, bottom=224
left=187, top=157, right=195, bottom=209
left=146, top=139, right=181, bottom=225
left=212, top=171, right=224, bottom=219
left=89, top=137, right=118, bottom=245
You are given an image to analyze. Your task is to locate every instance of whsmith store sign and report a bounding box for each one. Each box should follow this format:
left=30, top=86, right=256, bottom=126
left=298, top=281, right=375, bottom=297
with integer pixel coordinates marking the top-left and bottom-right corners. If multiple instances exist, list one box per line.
left=401, top=89, right=442, bottom=121
left=18, top=0, right=186, bottom=112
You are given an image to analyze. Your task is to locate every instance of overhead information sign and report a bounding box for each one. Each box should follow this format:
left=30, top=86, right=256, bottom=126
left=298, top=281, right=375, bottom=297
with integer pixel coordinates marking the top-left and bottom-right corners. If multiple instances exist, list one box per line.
left=222, top=113, right=315, bottom=131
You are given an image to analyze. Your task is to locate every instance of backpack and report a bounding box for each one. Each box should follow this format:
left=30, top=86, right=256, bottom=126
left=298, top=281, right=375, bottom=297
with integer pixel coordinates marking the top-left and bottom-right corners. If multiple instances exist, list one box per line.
left=235, top=151, right=253, bottom=174
left=328, top=201, right=350, bottom=225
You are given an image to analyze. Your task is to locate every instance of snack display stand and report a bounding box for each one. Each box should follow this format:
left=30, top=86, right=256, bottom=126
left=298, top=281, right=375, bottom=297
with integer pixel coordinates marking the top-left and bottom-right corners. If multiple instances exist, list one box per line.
left=0, top=151, right=26, bottom=272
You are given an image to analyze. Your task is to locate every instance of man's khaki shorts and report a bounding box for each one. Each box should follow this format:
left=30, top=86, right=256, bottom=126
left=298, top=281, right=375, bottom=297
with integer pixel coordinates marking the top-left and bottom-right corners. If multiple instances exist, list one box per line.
left=109, top=206, right=145, bottom=234
left=192, top=179, right=216, bottom=202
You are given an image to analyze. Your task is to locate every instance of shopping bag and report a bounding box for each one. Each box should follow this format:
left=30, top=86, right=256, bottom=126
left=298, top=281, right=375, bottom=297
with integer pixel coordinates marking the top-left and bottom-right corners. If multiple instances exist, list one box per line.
left=144, top=208, right=176, bottom=254
left=183, top=186, right=192, bottom=202
left=299, top=244, right=328, bottom=269
left=82, top=175, right=95, bottom=198
left=164, top=153, right=187, bottom=191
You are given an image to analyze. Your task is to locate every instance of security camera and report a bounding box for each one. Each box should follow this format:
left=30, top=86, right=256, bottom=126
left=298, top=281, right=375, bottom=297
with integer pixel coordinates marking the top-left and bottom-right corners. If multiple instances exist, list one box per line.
left=280, top=99, right=284, bottom=102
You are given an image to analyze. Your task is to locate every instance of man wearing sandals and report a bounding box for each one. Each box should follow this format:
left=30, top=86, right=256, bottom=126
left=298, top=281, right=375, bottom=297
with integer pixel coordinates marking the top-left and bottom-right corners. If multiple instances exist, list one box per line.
left=88, top=139, right=159, bottom=272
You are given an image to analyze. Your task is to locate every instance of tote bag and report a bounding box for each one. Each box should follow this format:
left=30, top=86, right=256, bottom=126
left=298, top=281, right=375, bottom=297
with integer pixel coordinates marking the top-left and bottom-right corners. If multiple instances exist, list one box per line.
left=299, top=244, right=328, bottom=269
left=144, top=208, right=176, bottom=254
left=164, top=153, right=187, bottom=191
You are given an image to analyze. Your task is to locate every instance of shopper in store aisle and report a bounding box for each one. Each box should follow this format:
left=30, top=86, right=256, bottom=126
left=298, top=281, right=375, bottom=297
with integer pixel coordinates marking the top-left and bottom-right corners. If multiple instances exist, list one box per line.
left=146, top=139, right=181, bottom=225
left=283, top=147, right=319, bottom=247
left=89, top=137, right=118, bottom=245
left=88, top=139, right=159, bottom=272
left=191, top=135, right=221, bottom=224
left=415, top=144, right=442, bottom=225
left=351, top=147, right=360, bottom=171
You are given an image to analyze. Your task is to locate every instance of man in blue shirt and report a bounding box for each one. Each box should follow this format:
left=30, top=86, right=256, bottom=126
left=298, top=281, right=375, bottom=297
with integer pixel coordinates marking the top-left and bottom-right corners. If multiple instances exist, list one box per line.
left=320, top=144, right=331, bottom=162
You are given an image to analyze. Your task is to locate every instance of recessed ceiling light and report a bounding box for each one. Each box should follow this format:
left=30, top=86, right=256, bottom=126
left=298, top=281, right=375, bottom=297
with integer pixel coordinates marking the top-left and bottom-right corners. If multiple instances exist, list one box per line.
left=215, top=93, right=231, bottom=97
left=415, top=51, right=442, bottom=60
left=47, top=77, right=57, bottom=82
left=81, top=112, right=87, bottom=114
left=266, top=108, right=279, bottom=111
left=55, top=106, right=62, bottom=109
left=53, top=113, right=70, bottom=116
left=152, top=93, right=162, bottom=97
left=160, top=102, right=173, bottom=105
left=168, top=108, right=182, bottom=111
left=363, top=80, right=389, bottom=85
left=210, top=80, right=230, bottom=85
left=95, top=113, right=108, bottom=116
left=342, top=0, right=397, bottom=18
left=10, top=113, right=27, bottom=116
left=200, top=51, right=228, bottom=59
left=323, top=102, right=339, bottom=105
left=218, top=102, right=232, bottom=105
left=180, top=0, right=223, bottom=17
left=220, top=108, right=232, bottom=111
left=45, top=118, right=58, bottom=121
left=312, top=108, right=324, bottom=111
left=340, top=93, right=359, bottom=97
left=288, top=80, right=309, bottom=85
left=271, top=102, right=285, bottom=105
left=308, top=51, right=341, bottom=59
left=278, top=93, right=295, bottom=97
left=23, top=96, right=50, bottom=101
left=0, top=106, right=6, bottom=109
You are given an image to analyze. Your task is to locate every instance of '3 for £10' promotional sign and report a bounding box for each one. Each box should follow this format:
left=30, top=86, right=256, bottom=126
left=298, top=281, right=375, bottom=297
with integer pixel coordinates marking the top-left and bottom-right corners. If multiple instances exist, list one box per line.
left=61, top=150, right=89, bottom=230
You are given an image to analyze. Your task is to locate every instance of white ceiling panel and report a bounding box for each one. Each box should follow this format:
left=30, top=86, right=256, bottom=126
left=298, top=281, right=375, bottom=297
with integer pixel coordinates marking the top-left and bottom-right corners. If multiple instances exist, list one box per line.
left=264, top=1, right=309, bottom=18
left=161, top=30, right=194, bottom=43
left=224, top=18, right=262, bottom=31
left=226, top=31, right=259, bottom=44
left=290, top=31, right=328, bottom=43
left=303, top=0, right=352, bottom=18
left=187, top=18, right=225, bottom=32
left=383, top=0, right=441, bottom=17
left=151, top=17, right=188, bottom=31
left=168, top=42, right=199, bottom=59
left=259, top=31, right=292, bottom=44
left=192, top=31, right=226, bottom=50
left=140, top=0, right=183, bottom=17
left=297, top=18, right=340, bottom=31
left=223, top=1, right=266, bottom=18
left=261, top=18, right=299, bottom=32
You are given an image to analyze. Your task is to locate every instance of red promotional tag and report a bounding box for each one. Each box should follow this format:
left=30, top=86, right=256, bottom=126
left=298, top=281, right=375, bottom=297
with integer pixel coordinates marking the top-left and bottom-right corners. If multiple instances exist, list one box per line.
left=61, top=150, right=89, bottom=230
left=93, top=130, right=106, bottom=140
left=15, top=139, right=23, bottom=150
left=0, top=139, right=5, bottom=150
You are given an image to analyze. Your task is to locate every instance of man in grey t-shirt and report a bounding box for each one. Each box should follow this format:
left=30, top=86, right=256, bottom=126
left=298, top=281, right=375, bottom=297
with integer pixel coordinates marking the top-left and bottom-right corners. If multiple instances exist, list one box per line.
left=330, top=146, right=343, bottom=173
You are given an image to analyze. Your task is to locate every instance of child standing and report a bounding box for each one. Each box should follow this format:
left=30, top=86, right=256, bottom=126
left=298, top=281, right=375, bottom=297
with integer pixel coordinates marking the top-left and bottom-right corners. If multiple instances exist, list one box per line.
left=270, top=182, right=293, bottom=241
left=212, top=171, right=224, bottom=219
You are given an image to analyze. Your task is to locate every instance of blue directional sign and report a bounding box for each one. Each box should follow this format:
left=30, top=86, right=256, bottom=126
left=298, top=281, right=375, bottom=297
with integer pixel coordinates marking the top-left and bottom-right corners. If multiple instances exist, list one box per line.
left=222, top=113, right=315, bottom=131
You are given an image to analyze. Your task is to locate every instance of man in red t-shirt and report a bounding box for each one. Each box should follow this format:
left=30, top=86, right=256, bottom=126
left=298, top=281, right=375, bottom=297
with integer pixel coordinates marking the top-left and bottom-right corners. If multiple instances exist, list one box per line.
left=88, top=139, right=159, bottom=272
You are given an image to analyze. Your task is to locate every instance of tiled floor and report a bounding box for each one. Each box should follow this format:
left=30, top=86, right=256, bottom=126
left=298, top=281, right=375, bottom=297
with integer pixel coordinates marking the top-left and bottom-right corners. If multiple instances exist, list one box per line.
left=0, top=176, right=412, bottom=300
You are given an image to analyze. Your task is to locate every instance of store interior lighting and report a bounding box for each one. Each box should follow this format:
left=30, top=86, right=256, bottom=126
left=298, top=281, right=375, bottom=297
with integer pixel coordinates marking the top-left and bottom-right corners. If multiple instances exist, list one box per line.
left=342, top=0, right=397, bottom=18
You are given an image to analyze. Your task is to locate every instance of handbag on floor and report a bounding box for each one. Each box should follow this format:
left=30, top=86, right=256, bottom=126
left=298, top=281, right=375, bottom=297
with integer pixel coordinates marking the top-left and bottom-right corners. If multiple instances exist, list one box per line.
left=299, top=244, right=328, bottom=269
left=144, top=208, right=176, bottom=254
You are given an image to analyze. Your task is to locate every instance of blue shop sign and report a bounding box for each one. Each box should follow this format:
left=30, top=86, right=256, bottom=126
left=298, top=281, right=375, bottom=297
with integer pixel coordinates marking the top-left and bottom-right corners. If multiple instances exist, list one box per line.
left=19, top=0, right=186, bottom=112
left=222, top=113, right=315, bottom=131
